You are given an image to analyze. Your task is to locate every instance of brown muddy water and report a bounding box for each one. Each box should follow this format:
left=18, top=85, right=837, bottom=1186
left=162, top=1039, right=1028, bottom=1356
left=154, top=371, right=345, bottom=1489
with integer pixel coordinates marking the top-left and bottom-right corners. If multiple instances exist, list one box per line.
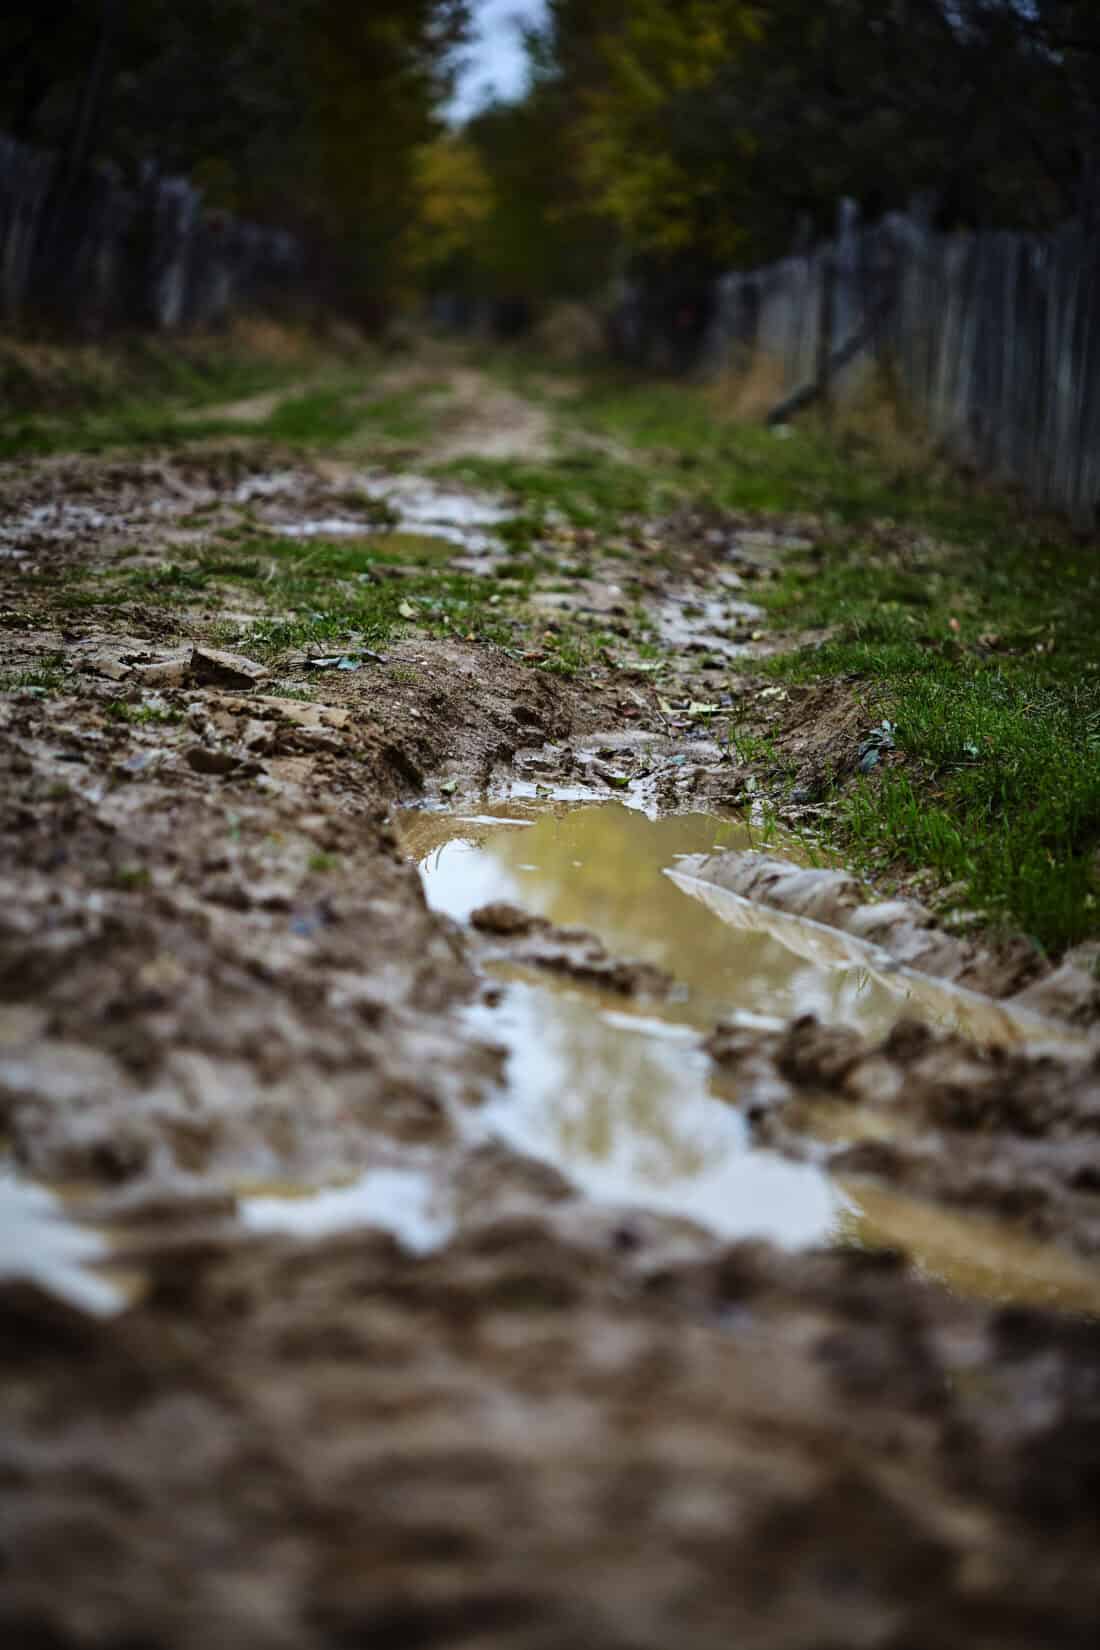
left=401, top=797, right=1100, bottom=1314
left=4, top=797, right=1098, bottom=1319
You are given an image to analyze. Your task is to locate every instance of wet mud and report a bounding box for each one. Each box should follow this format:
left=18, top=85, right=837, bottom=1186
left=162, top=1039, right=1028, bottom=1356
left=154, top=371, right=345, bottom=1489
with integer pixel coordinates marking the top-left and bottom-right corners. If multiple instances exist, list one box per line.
left=3, top=372, right=1100, bottom=1648
left=708, top=1011, right=1100, bottom=1264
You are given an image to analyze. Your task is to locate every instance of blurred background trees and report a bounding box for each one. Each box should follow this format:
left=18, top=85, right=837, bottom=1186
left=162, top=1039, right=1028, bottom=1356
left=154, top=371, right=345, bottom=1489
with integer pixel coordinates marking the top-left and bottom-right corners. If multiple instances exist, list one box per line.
left=0, top=0, right=471, bottom=314
left=458, top=1, right=1100, bottom=311
left=1, top=1, right=1098, bottom=320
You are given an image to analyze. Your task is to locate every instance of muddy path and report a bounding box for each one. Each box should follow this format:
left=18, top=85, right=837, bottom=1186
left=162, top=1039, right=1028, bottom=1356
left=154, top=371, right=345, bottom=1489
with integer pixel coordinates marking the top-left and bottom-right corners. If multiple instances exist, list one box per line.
left=2, top=353, right=1100, bottom=1649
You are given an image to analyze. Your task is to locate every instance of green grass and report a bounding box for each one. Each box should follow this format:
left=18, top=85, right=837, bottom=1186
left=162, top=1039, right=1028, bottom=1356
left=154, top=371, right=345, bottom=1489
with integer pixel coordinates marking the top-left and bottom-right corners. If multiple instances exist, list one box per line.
left=176, top=532, right=526, bottom=663
left=0, top=349, right=442, bottom=460
left=0, top=341, right=294, bottom=458
left=0, top=652, right=69, bottom=694
left=757, top=523, right=1100, bottom=952
left=9, top=335, right=1097, bottom=951
left=437, top=453, right=668, bottom=530
left=478, top=363, right=1100, bottom=954
left=106, top=700, right=181, bottom=726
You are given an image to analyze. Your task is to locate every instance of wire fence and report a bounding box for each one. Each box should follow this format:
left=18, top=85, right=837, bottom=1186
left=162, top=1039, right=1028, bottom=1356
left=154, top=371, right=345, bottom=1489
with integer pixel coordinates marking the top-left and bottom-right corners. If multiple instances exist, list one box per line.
left=0, top=130, right=299, bottom=337
left=701, top=201, right=1100, bottom=530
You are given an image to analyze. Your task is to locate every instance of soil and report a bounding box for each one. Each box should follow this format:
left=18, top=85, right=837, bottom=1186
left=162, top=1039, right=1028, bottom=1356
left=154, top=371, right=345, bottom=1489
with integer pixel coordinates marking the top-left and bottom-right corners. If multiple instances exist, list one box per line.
left=707, top=1013, right=1100, bottom=1258
left=3, top=363, right=1100, bottom=1650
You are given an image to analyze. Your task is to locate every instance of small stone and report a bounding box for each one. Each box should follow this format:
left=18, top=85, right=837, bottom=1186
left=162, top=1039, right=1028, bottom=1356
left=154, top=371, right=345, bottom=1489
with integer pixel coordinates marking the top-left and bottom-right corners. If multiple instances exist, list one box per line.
left=471, top=903, right=543, bottom=937
left=189, top=646, right=269, bottom=690
left=131, top=661, right=187, bottom=689
left=186, top=746, right=241, bottom=776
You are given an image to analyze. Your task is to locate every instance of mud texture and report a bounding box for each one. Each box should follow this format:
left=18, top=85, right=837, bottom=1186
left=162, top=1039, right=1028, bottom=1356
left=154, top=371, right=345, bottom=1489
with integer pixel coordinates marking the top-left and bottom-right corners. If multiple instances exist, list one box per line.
left=4, top=370, right=1100, bottom=1649
left=5, top=1224, right=1100, bottom=1650
left=471, top=902, right=675, bottom=997
left=708, top=1013, right=1100, bottom=1257
left=681, top=848, right=1061, bottom=1006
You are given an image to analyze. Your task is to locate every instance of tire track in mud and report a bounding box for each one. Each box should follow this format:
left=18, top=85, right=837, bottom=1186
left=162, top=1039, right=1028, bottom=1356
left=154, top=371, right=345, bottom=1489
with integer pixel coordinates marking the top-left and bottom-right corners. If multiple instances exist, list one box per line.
left=3, top=363, right=1100, bottom=1650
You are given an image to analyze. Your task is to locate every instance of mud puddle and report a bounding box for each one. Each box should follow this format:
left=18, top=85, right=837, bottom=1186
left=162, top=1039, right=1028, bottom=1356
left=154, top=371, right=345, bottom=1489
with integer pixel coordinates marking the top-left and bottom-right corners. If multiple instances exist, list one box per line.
left=671, top=862, right=1082, bottom=1049
left=464, top=977, right=841, bottom=1246
left=263, top=475, right=510, bottom=569
left=836, top=1180, right=1100, bottom=1316
left=0, top=1171, right=132, bottom=1316
left=403, top=800, right=923, bottom=1038
left=402, top=799, right=1100, bottom=1308
left=240, top=1165, right=451, bottom=1252
left=368, top=474, right=509, bottom=552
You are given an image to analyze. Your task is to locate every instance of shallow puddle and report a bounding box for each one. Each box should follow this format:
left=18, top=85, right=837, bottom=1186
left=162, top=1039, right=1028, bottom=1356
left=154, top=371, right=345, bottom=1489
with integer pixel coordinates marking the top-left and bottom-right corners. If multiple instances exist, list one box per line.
left=239, top=1166, right=451, bottom=1252
left=463, top=978, right=841, bottom=1246
left=404, top=801, right=906, bottom=1038
left=404, top=799, right=901, bottom=1250
left=402, top=799, right=1100, bottom=1310
left=837, top=1182, right=1100, bottom=1317
left=369, top=475, right=509, bottom=554
left=0, top=1171, right=131, bottom=1316
left=671, top=863, right=1078, bottom=1049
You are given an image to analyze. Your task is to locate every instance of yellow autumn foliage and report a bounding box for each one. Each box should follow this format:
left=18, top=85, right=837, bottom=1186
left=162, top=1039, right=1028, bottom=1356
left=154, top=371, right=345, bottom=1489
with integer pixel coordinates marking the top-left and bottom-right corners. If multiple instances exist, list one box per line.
left=580, top=0, right=762, bottom=258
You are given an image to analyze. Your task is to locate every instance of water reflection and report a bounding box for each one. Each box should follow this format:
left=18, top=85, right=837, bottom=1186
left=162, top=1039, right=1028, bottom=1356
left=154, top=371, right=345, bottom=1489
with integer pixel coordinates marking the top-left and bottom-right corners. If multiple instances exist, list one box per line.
left=405, top=800, right=1100, bottom=1305
left=406, top=801, right=903, bottom=1038
left=407, top=801, right=853, bottom=1247
left=0, top=1170, right=128, bottom=1316
left=240, top=1166, right=451, bottom=1252
left=464, top=979, right=842, bottom=1247
left=838, top=1181, right=1100, bottom=1317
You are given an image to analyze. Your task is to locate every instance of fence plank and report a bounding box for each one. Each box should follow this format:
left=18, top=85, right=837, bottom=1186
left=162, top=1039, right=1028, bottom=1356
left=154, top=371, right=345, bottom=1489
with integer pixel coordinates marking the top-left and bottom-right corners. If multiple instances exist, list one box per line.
left=702, top=208, right=1100, bottom=529
left=0, top=128, right=300, bottom=338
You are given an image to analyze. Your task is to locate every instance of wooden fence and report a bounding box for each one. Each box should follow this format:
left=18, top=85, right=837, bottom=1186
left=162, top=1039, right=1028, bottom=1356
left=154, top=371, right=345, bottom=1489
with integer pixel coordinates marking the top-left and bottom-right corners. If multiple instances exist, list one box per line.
left=701, top=202, right=1100, bottom=531
left=0, top=130, right=299, bottom=336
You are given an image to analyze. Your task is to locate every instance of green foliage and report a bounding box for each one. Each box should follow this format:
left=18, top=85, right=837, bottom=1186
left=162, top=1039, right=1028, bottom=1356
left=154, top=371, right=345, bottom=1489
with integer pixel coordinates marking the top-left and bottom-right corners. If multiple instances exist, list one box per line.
left=0, top=1, right=473, bottom=309
left=0, top=654, right=67, bottom=693
left=439, top=453, right=666, bottom=529
left=762, top=515, right=1100, bottom=952
left=106, top=700, right=181, bottom=726
left=453, top=1, right=1100, bottom=301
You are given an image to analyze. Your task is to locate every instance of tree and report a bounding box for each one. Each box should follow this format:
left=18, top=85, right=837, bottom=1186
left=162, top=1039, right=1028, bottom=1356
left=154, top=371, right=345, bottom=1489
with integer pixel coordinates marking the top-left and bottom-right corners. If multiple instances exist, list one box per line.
left=0, top=0, right=474, bottom=311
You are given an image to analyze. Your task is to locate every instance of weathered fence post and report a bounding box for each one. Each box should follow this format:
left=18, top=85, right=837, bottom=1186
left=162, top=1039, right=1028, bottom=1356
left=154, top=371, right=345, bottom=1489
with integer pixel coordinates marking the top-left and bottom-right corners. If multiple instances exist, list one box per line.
left=816, top=251, right=835, bottom=422
left=0, top=123, right=302, bottom=338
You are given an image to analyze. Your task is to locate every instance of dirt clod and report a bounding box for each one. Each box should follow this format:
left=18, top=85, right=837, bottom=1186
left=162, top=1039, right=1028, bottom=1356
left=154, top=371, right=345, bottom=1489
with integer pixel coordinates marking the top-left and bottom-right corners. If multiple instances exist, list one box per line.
left=189, top=645, right=270, bottom=689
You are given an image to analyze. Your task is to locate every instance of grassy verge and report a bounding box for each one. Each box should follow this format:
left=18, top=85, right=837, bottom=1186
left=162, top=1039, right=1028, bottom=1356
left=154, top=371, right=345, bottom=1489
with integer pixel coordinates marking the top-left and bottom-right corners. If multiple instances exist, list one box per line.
left=0, top=324, right=446, bottom=458
left=759, top=525, right=1100, bottom=953
left=475, top=357, right=1100, bottom=954
left=0, top=330, right=295, bottom=457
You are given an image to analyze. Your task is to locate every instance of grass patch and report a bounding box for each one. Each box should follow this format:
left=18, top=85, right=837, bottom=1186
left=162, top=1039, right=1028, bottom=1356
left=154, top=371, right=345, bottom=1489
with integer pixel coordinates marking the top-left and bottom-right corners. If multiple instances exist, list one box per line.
left=106, top=700, right=181, bottom=726
left=262, top=388, right=366, bottom=445
left=485, top=360, right=1100, bottom=953
left=202, top=532, right=525, bottom=664
left=437, top=453, right=665, bottom=531
left=759, top=526, right=1100, bottom=952
left=0, top=344, right=294, bottom=458
left=0, top=652, right=68, bottom=693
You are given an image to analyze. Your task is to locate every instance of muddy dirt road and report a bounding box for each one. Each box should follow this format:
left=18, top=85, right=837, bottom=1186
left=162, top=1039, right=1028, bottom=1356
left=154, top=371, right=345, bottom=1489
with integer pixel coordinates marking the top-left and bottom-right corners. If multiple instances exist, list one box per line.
left=2, top=355, right=1099, bottom=1648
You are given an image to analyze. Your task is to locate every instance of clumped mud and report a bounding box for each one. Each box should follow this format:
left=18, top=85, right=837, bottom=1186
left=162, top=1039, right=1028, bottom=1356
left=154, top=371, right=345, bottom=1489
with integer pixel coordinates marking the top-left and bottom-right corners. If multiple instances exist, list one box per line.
left=5, top=1222, right=1100, bottom=1650
left=677, top=846, right=1093, bottom=1009
left=3, top=378, right=1100, bottom=1649
left=470, top=901, right=675, bottom=997
left=708, top=1013, right=1100, bottom=1257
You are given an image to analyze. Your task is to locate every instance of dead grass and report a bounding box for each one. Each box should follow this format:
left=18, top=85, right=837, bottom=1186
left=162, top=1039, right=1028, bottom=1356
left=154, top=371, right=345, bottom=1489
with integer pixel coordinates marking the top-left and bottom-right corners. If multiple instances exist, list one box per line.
left=707, top=349, right=942, bottom=481
left=530, top=303, right=607, bottom=365
left=706, top=351, right=787, bottom=421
